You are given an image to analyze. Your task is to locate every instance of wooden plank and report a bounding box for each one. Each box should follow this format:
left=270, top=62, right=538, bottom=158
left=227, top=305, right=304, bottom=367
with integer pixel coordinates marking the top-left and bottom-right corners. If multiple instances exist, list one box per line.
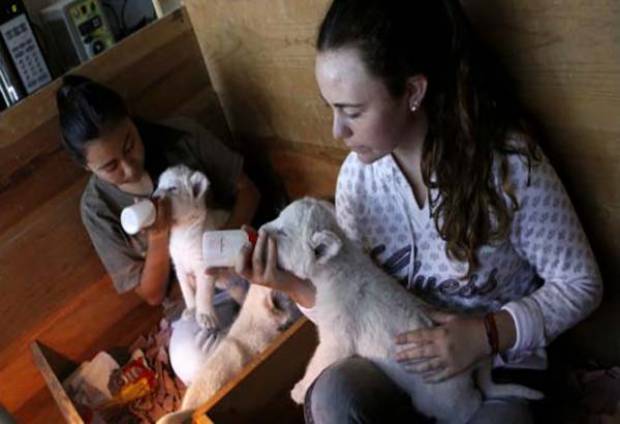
left=129, top=53, right=212, bottom=121
left=0, top=121, right=62, bottom=191
left=0, top=179, right=97, bottom=345
left=107, top=31, right=206, bottom=106
left=0, top=149, right=84, bottom=235
left=194, top=415, right=214, bottom=424
left=464, top=0, right=620, bottom=132
left=266, top=142, right=345, bottom=200
left=184, top=0, right=333, bottom=149
left=173, top=86, right=233, bottom=145
left=13, top=388, right=66, bottom=424
left=194, top=318, right=317, bottom=423
left=30, top=342, right=83, bottom=424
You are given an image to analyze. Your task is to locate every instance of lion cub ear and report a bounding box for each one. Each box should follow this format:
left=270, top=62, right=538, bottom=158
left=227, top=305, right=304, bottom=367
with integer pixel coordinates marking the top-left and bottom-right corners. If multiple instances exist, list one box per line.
left=309, top=230, right=342, bottom=264
left=189, top=171, right=210, bottom=198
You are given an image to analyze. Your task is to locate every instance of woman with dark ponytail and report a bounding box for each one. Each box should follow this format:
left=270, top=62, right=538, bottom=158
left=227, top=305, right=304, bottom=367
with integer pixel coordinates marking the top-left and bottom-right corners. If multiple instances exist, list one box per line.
left=234, top=0, right=603, bottom=422
left=57, top=75, right=128, bottom=166
left=56, top=75, right=260, bottom=384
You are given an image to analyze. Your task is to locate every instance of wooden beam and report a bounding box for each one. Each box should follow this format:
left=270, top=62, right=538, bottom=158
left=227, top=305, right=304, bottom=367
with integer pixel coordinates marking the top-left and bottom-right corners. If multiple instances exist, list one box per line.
left=30, top=343, right=83, bottom=424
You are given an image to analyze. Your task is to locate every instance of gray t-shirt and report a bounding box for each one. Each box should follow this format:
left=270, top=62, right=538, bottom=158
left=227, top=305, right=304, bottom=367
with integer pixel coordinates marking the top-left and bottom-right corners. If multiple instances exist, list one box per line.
left=80, top=117, right=243, bottom=293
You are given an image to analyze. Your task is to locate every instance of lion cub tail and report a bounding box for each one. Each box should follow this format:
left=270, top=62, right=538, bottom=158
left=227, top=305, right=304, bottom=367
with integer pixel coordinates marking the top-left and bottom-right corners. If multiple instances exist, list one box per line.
left=475, top=360, right=544, bottom=400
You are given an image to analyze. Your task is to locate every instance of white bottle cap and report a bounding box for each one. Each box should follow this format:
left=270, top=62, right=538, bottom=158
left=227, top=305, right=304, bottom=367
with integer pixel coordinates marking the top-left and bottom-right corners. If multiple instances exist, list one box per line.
left=120, top=200, right=156, bottom=235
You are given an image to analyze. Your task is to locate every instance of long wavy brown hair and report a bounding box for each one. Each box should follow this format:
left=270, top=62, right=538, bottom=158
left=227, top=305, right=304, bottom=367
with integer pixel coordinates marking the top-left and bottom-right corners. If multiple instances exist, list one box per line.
left=318, top=0, right=541, bottom=274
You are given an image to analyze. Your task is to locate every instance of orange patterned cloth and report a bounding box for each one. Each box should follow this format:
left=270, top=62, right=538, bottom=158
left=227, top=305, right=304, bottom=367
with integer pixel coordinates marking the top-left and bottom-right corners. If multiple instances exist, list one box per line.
left=124, top=318, right=187, bottom=423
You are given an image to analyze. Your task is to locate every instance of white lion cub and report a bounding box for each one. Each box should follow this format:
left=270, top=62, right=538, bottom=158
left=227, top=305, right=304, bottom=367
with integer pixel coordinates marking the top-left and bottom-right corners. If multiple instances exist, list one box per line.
left=155, top=287, right=300, bottom=424
left=154, top=164, right=232, bottom=331
left=180, top=285, right=300, bottom=410
left=261, top=197, right=542, bottom=424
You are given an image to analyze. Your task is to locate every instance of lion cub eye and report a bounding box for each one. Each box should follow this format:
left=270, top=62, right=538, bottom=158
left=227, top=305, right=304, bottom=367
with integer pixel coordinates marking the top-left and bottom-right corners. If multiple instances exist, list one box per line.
left=166, top=186, right=177, bottom=193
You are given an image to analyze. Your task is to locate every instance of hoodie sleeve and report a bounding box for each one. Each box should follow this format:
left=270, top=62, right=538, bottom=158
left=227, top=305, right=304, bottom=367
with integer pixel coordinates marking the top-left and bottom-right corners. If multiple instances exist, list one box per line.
left=500, top=149, right=603, bottom=358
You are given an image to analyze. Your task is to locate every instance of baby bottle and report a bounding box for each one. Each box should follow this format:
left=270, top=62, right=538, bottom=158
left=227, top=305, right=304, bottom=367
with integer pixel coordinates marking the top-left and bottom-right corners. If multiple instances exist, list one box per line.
left=120, top=200, right=156, bottom=235
left=202, top=228, right=259, bottom=267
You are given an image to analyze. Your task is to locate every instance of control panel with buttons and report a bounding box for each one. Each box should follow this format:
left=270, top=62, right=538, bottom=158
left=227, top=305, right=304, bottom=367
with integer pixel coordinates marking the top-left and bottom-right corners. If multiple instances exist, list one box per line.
left=0, top=1, right=51, bottom=95
left=41, top=0, right=115, bottom=69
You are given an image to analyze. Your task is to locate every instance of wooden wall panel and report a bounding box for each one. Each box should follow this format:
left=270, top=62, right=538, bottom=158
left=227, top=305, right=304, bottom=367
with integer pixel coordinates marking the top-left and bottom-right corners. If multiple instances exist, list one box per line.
left=0, top=6, right=231, bottom=418
left=186, top=0, right=619, bottom=362
left=184, top=0, right=334, bottom=149
left=267, top=144, right=345, bottom=200
left=461, top=0, right=620, bottom=253
left=463, top=0, right=620, bottom=362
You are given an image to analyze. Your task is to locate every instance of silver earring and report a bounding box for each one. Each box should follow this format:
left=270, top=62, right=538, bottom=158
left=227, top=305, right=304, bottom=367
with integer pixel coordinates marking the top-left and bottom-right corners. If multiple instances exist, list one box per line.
left=410, top=103, right=418, bottom=112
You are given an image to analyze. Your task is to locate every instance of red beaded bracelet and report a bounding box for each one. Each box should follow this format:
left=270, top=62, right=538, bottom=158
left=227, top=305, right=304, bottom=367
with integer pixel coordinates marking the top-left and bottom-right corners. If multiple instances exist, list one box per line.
left=483, top=312, right=500, bottom=355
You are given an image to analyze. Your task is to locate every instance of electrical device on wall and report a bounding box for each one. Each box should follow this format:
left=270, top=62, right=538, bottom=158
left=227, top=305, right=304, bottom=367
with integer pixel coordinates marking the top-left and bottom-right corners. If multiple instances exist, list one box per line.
left=0, top=0, right=52, bottom=109
left=100, top=0, right=156, bottom=41
left=40, top=0, right=115, bottom=71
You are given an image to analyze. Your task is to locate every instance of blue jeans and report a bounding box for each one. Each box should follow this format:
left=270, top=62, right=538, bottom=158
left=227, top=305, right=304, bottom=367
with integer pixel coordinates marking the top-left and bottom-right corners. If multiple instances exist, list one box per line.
left=305, top=357, right=534, bottom=424
left=168, top=298, right=239, bottom=385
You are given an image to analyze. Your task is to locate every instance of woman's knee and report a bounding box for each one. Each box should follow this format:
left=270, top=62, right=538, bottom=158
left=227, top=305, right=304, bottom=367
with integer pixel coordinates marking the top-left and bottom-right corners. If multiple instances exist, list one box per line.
left=468, top=398, right=534, bottom=424
left=169, top=318, right=209, bottom=385
left=306, top=357, right=418, bottom=424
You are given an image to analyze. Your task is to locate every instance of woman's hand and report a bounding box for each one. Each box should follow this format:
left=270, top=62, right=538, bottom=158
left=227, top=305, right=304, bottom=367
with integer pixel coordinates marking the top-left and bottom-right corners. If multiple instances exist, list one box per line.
left=394, top=310, right=490, bottom=383
left=147, top=197, right=172, bottom=242
left=135, top=197, right=172, bottom=306
left=235, top=227, right=299, bottom=291
left=204, top=226, right=296, bottom=290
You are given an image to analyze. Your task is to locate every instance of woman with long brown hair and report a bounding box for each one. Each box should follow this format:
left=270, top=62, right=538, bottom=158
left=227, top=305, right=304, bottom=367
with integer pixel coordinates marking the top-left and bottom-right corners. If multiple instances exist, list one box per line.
left=226, top=0, right=603, bottom=421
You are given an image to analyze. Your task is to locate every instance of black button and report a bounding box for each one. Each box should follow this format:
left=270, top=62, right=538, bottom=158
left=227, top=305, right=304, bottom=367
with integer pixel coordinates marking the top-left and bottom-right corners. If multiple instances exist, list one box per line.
left=92, top=40, right=105, bottom=54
